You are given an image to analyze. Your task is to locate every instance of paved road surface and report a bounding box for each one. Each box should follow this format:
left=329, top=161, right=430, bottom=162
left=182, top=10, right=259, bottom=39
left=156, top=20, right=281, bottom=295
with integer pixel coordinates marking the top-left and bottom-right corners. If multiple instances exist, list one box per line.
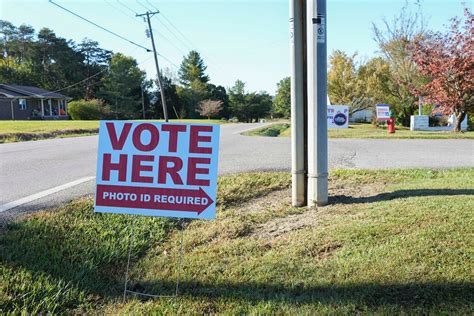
left=1, top=123, right=473, bottom=220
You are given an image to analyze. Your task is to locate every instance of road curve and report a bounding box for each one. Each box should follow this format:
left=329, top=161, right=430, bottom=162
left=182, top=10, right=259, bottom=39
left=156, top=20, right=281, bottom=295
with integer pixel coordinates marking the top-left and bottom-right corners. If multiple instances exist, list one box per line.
left=1, top=123, right=473, bottom=221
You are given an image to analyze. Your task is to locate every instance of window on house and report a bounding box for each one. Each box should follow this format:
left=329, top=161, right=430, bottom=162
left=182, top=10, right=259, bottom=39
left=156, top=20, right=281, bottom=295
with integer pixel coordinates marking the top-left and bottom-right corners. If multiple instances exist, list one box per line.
left=18, top=99, right=27, bottom=110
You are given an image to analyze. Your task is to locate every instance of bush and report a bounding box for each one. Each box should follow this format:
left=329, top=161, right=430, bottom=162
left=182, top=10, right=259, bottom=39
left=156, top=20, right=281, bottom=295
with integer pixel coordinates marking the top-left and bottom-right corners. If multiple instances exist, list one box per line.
left=429, top=115, right=448, bottom=127
left=261, top=127, right=281, bottom=137
left=229, top=116, right=239, bottom=123
left=68, top=99, right=110, bottom=120
left=468, top=114, right=474, bottom=131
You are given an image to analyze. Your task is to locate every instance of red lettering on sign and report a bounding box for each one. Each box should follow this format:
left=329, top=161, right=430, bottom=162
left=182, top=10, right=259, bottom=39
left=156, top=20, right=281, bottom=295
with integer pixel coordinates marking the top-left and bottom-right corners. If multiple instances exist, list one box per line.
left=132, top=123, right=159, bottom=151
left=102, top=153, right=128, bottom=181
left=189, top=125, right=213, bottom=154
left=106, top=122, right=132, bottom=150
left=132, top=155, right=154, bottom=183
left=187, top=157, right=210, bottom=186
left=158, top=156, right=183, bottom=185
left=162, top=124, right=187, bottom=152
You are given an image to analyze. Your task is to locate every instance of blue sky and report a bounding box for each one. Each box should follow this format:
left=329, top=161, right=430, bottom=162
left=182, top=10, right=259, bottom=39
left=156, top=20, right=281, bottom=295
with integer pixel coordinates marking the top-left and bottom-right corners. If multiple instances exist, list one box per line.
left=1, top=0, right=469, bottom=94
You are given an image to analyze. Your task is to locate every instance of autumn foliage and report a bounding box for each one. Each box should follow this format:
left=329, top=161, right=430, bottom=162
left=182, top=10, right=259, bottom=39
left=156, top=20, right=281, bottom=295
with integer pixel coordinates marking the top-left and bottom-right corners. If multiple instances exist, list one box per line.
left=412, top=8, right=473, bottom=131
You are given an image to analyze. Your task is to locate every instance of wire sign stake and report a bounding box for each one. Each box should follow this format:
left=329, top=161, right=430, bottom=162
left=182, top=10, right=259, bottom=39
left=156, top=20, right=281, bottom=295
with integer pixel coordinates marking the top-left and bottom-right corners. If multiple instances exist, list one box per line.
left=93, top=121, right=220, bottom=299
left=123, top=219, right=186, bottom=301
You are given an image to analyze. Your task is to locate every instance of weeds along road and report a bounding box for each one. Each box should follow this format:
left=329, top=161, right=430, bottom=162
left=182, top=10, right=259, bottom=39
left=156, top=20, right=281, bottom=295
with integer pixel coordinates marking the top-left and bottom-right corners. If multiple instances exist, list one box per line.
left=1, top=123, right=473, bottom=221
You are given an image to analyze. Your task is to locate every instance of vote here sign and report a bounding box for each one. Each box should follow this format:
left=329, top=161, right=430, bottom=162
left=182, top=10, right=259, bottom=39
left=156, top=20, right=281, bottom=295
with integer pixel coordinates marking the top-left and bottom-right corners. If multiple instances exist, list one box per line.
left=94, top=121, right=220, bottom=220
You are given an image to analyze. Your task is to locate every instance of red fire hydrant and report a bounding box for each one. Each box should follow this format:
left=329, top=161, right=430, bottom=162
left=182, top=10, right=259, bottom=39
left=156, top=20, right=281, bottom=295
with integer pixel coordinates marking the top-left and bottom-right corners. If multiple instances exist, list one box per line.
left=387, top=118, right=395, bottom=133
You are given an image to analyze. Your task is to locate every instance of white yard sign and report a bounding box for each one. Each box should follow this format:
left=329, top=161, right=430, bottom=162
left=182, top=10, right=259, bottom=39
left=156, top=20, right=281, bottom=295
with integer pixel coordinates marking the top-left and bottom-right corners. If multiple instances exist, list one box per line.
left=94, top=121, right=220, bottom=220
left=327, top=105, right=349, bottom=128
left=376, top=104, right=391, bottom=121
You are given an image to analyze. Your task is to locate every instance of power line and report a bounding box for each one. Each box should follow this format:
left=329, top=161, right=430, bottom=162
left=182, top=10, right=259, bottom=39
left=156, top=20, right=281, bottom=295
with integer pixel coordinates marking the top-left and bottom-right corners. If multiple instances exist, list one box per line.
left=45, top=67, right=109, bottom=95
left=157, top=53, right=179, bottom=69
left=153, top=15, right=194, bottom=52
left=136, top=0, right=193, bottom=53
left=29, top=54, right=157, bottom=97
left=104, top=0, right=142, bottom=25
left=104, top=2, right=185, bottom=57
left=151, top=27, right=187, bottom=56
left=135, top=0, right=150, bottom=12
left=116, top=0, right=138, bottom=14
left=49, top=0, right=152, bottom=52
left=143, top=0, right=223, bottom=70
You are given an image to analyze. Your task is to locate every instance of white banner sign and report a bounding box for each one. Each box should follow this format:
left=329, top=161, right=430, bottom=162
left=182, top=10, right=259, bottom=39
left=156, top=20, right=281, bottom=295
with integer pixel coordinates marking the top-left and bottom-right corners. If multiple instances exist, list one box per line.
left=94, top=121, right=220, bottom=220
left=376, top=104, right=391, bottom=121
left=328, top=105, right=349, bottom=128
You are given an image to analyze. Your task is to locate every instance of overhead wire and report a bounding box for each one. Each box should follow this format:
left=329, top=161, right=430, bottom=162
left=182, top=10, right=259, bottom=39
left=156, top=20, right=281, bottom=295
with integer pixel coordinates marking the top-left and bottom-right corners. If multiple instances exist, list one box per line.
left=102, top=0, right=187, bottom=56
left=49, top=0, right=152, bottom=52
left=104, top=0, right=143, bottom=25
left=142, top=0, right=224, bottom=71
left=116, top=0, right=138, bottom=15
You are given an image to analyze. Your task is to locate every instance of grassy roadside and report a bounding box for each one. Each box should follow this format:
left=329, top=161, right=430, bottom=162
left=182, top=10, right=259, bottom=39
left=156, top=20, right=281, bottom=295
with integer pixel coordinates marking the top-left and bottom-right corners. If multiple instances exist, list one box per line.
left=0, top=119, right=225, bottom=143
left=1, top=169, right=473, bottom=314
left=245, top=123, right=474, bottom=139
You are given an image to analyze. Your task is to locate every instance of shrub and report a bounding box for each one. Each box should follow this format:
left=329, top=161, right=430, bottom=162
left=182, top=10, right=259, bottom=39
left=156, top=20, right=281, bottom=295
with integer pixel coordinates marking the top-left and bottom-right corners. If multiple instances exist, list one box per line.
left=68, top=99, right=110, bottom=120
left=468, top=114, right=474, bottom=131
left=429, top=115, right=448, bottom=127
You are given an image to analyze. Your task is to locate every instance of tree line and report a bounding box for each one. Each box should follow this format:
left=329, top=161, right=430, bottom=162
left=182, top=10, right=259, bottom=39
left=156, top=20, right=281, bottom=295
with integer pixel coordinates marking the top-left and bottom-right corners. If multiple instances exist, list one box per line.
left=0, top=21, right=272, bottom=122
left=1, top=4, right=472, bottom=130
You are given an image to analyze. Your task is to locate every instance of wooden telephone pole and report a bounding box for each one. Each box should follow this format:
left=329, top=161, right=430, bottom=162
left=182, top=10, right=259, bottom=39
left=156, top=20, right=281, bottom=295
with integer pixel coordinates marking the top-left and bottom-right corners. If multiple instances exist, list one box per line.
left=136, top=10, right=169, bottom=122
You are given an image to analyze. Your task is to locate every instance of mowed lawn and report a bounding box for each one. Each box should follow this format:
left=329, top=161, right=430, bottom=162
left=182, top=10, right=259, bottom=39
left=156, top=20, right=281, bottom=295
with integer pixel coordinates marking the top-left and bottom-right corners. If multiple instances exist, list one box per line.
left=1, top=169, right=473, bottom=314
left=249, top=123, right=474, bottom=139
left=0, top=119, right=224, bottom=143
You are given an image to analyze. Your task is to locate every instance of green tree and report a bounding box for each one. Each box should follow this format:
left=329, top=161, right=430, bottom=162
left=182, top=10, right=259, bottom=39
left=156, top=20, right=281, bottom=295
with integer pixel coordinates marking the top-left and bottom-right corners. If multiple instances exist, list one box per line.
left=273, top=77, right=290, bottom=118
left=228, top=80, right=247, bottom=120
left=99, top=53, right=146, bottom=118
left=207, top=84, right=229, bottom=118
left=16, top=25, right=35, bottom=62
left=176, top=50, right=211, bottom=117
left=78, top=38, right=111, bottom=99
left=372, top=3, right=427, bottom=126
left=152, top=75, right=182, bottom=119
left=178, top=50, right=209, bottom=86
left=229, top=80, right=272, bottom=122
left=328, top=51, right=372, bottom=115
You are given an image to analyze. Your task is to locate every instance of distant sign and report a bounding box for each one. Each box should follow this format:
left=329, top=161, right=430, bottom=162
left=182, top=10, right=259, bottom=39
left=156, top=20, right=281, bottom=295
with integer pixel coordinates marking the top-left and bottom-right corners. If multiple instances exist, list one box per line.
left=94, top=121, right=220, bottom=220
left=376, top=104, right=391, bottom=121
left=328, top=105, right=349, bottom=128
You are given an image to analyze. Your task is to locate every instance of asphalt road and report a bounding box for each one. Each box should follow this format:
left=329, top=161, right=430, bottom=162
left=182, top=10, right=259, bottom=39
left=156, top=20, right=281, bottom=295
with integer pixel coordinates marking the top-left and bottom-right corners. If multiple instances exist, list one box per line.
left=1, top=123, right=473, bottom=221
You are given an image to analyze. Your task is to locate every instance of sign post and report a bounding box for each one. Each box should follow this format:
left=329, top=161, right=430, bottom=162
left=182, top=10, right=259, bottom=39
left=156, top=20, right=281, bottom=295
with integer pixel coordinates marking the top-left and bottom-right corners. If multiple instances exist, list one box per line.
left=94, top=121, right=220, bottom=299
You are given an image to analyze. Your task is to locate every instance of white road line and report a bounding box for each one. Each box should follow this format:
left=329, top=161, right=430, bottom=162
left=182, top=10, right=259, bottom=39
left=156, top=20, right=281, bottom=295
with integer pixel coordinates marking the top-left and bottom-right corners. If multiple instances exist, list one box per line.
left=0, top=176, right=96, bottom=213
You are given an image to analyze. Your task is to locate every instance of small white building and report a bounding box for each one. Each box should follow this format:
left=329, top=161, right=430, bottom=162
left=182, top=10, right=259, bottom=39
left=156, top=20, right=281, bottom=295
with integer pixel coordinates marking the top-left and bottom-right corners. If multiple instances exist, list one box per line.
left=349, top=109, right=373, bottom=123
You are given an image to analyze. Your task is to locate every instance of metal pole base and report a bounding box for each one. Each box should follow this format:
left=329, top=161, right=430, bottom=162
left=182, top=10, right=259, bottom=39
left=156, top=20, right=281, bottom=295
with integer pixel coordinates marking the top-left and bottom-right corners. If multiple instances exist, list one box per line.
left=292, top=171, right=306, bottom=207
left=307, top=173, right=328, bottom=207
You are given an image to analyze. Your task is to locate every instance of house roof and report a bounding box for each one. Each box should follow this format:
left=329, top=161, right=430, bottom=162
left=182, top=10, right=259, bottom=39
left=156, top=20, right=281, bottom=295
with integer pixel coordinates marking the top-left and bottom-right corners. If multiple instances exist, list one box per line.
left=0, top=84, right=69, bottom=99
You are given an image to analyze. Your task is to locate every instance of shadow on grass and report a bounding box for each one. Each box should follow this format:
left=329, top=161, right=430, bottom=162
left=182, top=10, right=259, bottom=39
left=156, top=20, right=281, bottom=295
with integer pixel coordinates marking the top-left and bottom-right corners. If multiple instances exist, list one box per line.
left=1, top=218, right=473, bottom=310
left=329, top=189, right=474, bottom=205
left=130, top=279, right=473, bottom=309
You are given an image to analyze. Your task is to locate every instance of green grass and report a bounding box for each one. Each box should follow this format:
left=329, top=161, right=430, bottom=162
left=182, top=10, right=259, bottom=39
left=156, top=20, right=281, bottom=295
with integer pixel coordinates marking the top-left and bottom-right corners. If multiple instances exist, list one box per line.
left=246, top=123, right=474, bottom=139
left=0, top=119, right=225, bottom=143
left=1, top=169, right=473, bottom=314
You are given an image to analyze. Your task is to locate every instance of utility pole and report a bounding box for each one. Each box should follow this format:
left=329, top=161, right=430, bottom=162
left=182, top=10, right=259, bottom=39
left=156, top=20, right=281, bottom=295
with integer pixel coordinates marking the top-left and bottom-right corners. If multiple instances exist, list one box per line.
left=307, top=0, right=328, bottom=206
left=136, top=10, right=169, bottom=122
left=290, top=0, right=307, bottom=207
